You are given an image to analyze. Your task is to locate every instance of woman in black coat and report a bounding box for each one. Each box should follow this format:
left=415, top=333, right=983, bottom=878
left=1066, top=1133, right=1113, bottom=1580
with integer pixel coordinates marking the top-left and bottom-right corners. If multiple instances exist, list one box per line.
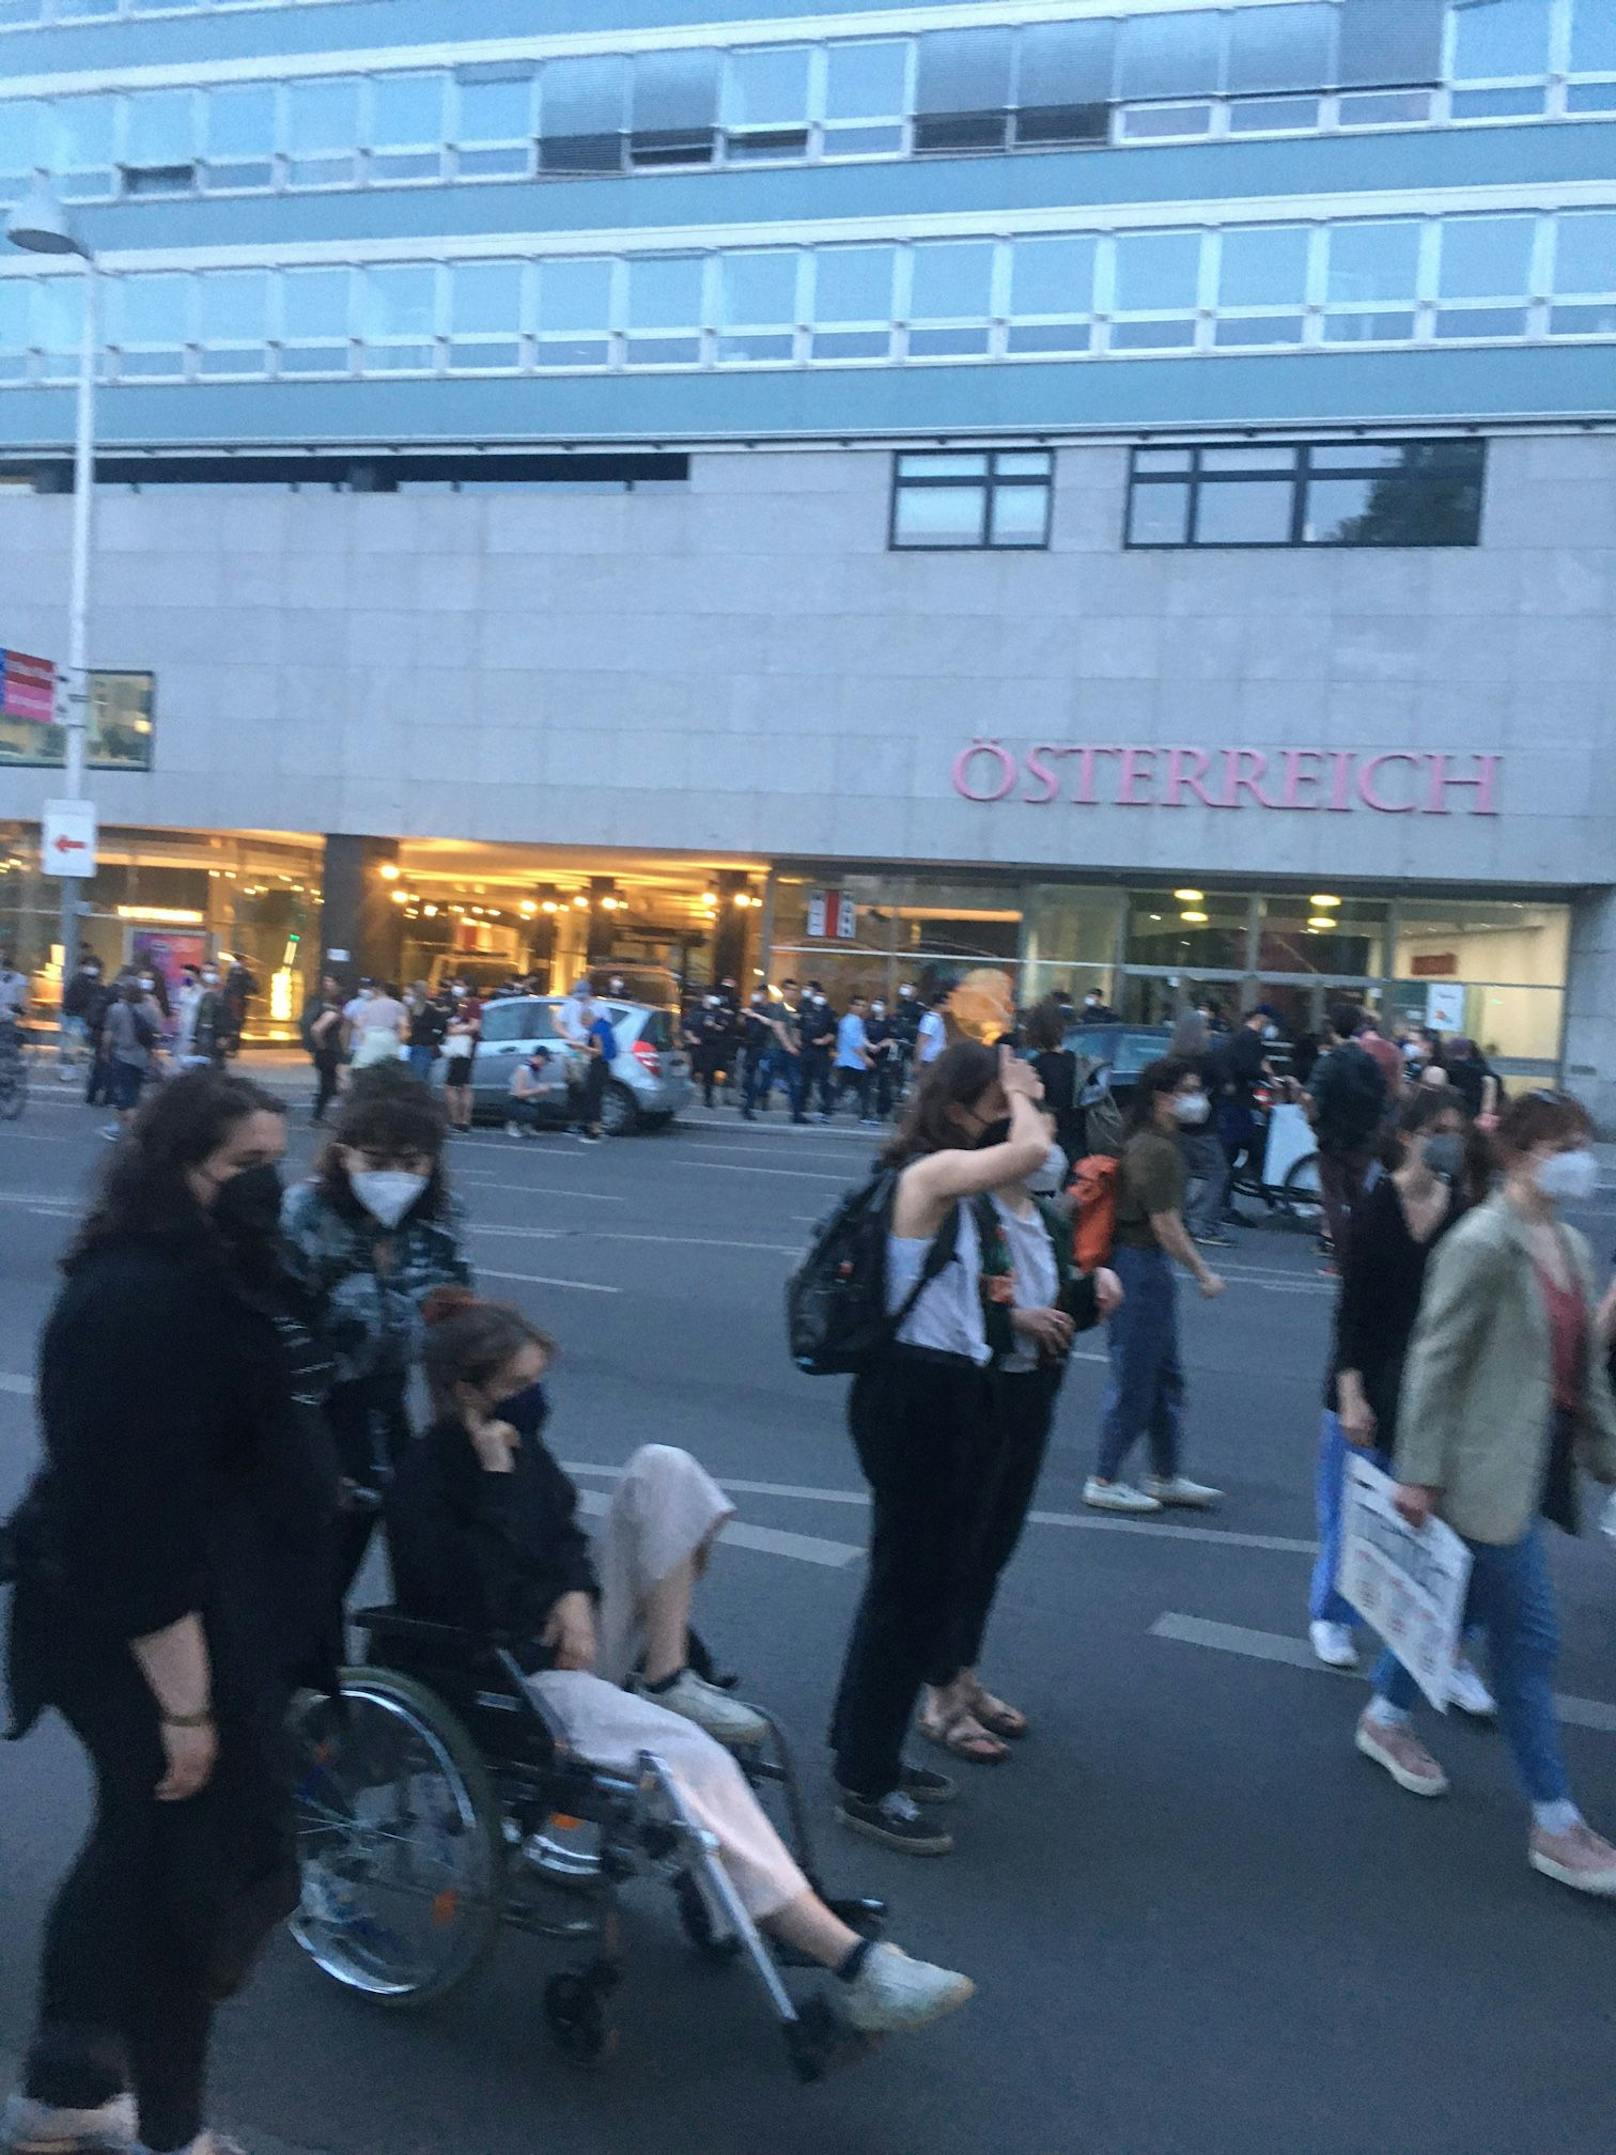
left=3, top=1071, right=338, bottom=2155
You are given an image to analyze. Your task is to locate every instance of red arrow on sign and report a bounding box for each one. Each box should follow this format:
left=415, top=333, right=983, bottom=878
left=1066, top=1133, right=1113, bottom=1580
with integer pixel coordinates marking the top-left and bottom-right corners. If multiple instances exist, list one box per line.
left=53, top=835, right=87, bottom=854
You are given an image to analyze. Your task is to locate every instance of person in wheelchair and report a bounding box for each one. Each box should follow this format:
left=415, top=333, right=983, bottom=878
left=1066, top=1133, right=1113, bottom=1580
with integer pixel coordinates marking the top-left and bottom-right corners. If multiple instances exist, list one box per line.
left=385, top=1286, right=975, bottom=2038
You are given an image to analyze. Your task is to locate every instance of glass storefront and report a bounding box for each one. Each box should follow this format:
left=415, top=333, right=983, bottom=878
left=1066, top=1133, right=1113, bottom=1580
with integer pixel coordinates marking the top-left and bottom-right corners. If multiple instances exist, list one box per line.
left=769, top=866, right=1571, bottom=1072
left=0, top=820, right=321, bottom=1036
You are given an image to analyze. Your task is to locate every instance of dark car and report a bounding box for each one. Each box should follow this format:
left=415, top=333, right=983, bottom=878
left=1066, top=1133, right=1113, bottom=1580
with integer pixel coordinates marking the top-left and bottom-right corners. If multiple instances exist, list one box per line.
left=1059, top=1022, right=1175, bottom=1112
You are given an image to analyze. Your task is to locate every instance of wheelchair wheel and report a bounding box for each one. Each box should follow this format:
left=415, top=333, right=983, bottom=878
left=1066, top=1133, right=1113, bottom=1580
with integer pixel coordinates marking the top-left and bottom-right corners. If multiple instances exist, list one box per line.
left=287, top=1670, right=506, bottom=2008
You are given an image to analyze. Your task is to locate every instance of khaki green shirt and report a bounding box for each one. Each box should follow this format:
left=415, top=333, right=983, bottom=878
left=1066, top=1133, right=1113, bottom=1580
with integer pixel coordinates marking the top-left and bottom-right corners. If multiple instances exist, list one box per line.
left=1114, top=1130, right=1186, bottom=1250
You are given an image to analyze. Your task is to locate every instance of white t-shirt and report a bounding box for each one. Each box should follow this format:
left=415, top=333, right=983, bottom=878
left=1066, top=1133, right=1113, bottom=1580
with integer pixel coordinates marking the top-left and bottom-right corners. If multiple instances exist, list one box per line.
left=917, top=1010, right=947, bottom=1064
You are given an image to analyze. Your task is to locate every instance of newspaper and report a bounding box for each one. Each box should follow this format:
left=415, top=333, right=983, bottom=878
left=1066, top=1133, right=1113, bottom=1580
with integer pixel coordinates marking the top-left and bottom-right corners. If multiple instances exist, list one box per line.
left=1339, top=1456, right=1472, bottom=1713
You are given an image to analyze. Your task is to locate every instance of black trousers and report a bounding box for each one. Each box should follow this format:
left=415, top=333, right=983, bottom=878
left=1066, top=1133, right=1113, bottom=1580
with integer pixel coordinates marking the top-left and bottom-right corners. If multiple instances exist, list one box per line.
left=311, top=1052, right=341, bottom=1123
left=579, top=1056, right=608, bottom=1133
left=325, top=1372, right=412, bottom=1603
left=928, top=1363, right=1063, bottom=1684
left=25, top=1666, right=292, bottom=2154
left=829, top=1352, right=993, bottom=1799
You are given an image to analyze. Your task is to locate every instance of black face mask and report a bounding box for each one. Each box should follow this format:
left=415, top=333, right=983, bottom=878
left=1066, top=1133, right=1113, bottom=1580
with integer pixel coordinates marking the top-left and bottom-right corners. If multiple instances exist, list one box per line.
left=210, top=1160, right=285, bottom=1243
left=493, top=1380, right=549, bottom=1439
left=974, top=1115, right=1013, bottom=1150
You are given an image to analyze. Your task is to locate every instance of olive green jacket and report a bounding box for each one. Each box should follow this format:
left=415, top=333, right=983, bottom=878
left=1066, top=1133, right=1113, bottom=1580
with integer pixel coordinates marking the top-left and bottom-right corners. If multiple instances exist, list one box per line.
left=1395, top=1191, right=1616, bottom=1545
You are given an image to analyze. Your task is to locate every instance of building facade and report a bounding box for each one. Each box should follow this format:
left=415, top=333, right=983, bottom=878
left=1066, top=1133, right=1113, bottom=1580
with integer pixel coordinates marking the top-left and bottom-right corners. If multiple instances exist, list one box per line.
left=0, top=0, right=1612, bottom=1103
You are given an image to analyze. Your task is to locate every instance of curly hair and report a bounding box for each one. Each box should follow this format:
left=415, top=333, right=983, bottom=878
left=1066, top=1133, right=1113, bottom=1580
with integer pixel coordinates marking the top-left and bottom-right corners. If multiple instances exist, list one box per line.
left=66, top=1069, right=285, bottom=1270
left=315, top=1064, right=450, bottom=1219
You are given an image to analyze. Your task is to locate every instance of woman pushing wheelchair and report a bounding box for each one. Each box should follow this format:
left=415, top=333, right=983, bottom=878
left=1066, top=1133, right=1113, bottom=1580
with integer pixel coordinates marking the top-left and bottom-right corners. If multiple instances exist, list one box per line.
left=383, top=1286, right=974, bottom=2039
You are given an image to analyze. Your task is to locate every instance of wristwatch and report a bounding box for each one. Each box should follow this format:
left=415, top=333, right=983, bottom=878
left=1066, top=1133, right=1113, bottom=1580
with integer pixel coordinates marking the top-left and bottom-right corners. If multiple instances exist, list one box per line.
left=161, top=1705, right=214, bottom=1728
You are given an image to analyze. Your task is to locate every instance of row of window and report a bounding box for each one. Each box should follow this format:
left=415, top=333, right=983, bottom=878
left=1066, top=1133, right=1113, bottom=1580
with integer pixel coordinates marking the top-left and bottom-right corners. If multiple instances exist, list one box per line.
left=890, top=441, right=1484, bottom=552
left=0, top=0, right=339, bottom=21
left=2, top=210, right=1611, bottom=383
left=3, top=1, right=1615, bottom=202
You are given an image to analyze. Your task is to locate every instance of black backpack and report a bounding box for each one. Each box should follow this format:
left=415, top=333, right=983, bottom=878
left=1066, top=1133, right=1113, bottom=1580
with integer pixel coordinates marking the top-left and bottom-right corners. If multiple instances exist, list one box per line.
left=1313, top=1043, right=1387, bottom=1149
left=787, top=1166, right=962, bottom=1376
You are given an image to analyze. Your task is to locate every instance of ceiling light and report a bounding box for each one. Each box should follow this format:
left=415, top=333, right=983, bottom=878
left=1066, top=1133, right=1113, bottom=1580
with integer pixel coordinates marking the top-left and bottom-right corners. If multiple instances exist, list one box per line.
left=1307, top=915, right=1335, bottom=930
left=378, top=862, right=400, bottom=881
left=1172, top=888, right=1204, bottom=904
left=572, top=894, right=589, bottom=910
left=423, top=904, right=438, bottom=918
left=600, top=895, right=620, bottom=912
left=1180, top=909, right=1209, bottom=925
left=389, top=890, right=409, bottom=905
left=519, top=900, right=536, bottom=916
left=1309, top=894, right=1341, bottom=908
left=542, top=900, right=558, bottom=915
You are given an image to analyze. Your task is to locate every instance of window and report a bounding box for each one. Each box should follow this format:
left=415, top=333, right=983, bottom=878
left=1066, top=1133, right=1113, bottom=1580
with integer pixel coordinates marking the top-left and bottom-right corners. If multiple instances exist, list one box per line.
left=810, top=245, right=895, bottom=361
left=1226, top=5, right=1335, bottom=95
left=122, top=89, right=197, bottom=194
left=1322, top=219, right=1420, bottom=342
left=0, top=281, right=29, bottom=382
left=31, top=276, right=84, bottom=382
left=283, top=79, right=358, bottom=187
left=1550, top=209, right=1616, bottom=334
left=50, top=97, right=116, bottom=199
left=365, top=74, right=446, bottom=183
left=1434, top=214, right=1534, bottom=339
left=203, top=85, right=275, bottom=189
left=822, top=39, right=907, bottom=156
left=452, top=67, right=534, bottom=177
left=1007, top=234, right=1096, bottom=354
left=533, top=257, right=612, bottom=366
left=1337, top=0, right=1445, bottom=86
left=1116, top=11, right=1223, bottom=101
left=722, top=47, right=812, bottom=161
left=914, top=28, right=1013, bottom=153
left=278, top=266, right=352, bottom=374
left=538, top=56, right=626, bottom=174
left=1214, top=225, right=1311, bottom=346
left=629, top=49, right=719, bottom=168
left=1571, top=0, right=1616, bottom=72
left=1013, top=21, right=1113, bottom=147
left=360, top=264, right=438, bottom=372
left=0, top=99, right=46, bottom=184
left=890, top=450, right=1052, bottom=551
left=1109, top=230, right=1202, bottom=351
left=905, top=240, right=994, bottom=357
left=448, top=260, right=522, bottom=369
left=111, top=272, right=190, bottom=376
left=1451, top=0, right=1552, bottom=83
left=717, top=250, right=799, bottom=363
left=197, top=269, right=269, bottom=374
left=624, top=254, right=703, bottom=366
left=1126, top=441, right=1485, bottom=549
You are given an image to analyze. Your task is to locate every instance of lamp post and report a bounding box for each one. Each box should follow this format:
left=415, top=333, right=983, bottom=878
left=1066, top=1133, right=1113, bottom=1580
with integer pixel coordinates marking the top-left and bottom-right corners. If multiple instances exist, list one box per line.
left=6, top=185, right=97, bottom=983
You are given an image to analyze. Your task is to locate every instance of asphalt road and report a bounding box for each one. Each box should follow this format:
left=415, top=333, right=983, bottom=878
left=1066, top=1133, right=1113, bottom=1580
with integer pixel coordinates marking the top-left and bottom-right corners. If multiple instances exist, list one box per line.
left=3, top=1073, right=1616, bottom=2155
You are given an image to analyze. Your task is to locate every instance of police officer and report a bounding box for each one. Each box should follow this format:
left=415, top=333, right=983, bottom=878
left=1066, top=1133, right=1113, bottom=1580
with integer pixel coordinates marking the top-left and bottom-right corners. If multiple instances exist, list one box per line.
left=740, top=989, right=777, bottom=1120
left=800, top=985, right=838, bottom=1122
left=865, top=997, right=900, bottom=1121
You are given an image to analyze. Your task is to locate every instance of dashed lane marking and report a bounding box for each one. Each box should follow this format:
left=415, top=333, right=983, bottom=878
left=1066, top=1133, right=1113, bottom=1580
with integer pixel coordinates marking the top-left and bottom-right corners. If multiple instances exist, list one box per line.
left=574, top=1484, right=861, bottom=1567
left=476, top=1267, right=621, bottom=1296
left=1150, top=1612, right=1616, bottom=1734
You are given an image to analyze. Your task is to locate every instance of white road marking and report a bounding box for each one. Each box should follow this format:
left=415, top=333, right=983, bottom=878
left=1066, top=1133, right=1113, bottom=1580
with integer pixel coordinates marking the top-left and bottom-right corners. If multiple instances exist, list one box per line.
left=1150, top=1613, right=1616, bottom=1733
left=477, top=1267, right=621, bottom=1296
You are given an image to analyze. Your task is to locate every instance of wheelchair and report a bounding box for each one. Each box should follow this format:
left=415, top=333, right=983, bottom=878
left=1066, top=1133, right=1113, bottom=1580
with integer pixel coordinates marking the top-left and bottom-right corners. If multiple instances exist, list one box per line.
left=286, top=1608, right=889, bottom=2082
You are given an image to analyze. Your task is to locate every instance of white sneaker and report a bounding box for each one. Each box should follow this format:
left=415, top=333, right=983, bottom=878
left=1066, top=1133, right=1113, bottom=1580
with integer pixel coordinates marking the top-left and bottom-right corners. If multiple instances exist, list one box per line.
left=1, top=2091, right=136, bottom=2151
left=1082, top=1478, right=1163, bottom=1515
left=634, top=1669, right=768, bottom=1748
left=837, top=1943, right=975, bottom=2036
left=1143, top=1475, right=1222, bottom=1509
left=1448, top=1655, right=1496, bottom=1719
left=1310, top=1620, right=1359, bottom=1671
left=505, top=1121, right=521, bottom=1137
left=1529, top=1820, right=1616, bottom=1897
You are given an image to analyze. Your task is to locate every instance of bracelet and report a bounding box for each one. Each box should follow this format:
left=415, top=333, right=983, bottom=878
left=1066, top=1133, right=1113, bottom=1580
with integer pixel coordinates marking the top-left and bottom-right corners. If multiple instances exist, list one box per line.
left=161, top=1706, right=214, bottom=1729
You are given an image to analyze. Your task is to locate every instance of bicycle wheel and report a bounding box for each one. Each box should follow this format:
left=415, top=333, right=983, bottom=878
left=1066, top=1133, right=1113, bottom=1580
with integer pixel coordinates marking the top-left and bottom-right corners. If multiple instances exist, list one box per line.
left=1278, top=1152, right=1324, bottom=1227
left=287, top=1670, right=506, bottom=2007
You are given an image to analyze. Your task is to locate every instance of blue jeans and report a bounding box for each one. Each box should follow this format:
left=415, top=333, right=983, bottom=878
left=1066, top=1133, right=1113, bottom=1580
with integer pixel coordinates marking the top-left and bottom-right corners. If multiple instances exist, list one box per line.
left=407, top=1045, right=436, bottom=1083
left=1097, top=1244, right=1183, bottom=1482
left=1309, top=1411, right=1391, bottom=1624
left=1372, top=1524, right=1570, bottom=1805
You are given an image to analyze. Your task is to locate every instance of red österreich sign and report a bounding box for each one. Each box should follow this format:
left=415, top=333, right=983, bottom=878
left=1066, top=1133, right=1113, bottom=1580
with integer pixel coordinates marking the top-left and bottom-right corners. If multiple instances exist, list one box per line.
left=951, top=742, right=1502, bottom=817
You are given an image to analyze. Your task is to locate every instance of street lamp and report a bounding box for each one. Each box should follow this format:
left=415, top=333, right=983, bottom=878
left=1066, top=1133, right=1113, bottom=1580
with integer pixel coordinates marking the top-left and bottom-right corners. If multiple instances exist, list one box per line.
left=6, top=185, right=98, bottom=983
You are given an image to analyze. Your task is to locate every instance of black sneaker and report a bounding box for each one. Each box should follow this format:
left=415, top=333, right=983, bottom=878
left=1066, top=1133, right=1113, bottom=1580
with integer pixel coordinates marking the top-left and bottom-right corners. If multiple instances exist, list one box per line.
left=838, top=1761, right=957, bottom=1807
left=836, top=1789, right=954, bottom=1856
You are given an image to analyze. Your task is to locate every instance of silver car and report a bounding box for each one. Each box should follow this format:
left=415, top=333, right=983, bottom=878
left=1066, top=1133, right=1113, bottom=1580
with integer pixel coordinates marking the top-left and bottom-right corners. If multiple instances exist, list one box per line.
left=468, top=995, right=692, bottom=1134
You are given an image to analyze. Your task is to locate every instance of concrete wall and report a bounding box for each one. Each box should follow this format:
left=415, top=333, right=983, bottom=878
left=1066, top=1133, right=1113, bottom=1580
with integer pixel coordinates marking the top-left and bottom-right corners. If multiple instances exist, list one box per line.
left=0, top=434, right=1612, bottom=891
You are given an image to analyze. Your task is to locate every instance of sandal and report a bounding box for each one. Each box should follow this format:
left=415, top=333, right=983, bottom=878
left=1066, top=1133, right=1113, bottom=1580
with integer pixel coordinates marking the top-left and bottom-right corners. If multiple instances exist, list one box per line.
left=917, top=1703, right=1009, bottom=1766
left=965, top=1684, right=1029, bottom=1742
